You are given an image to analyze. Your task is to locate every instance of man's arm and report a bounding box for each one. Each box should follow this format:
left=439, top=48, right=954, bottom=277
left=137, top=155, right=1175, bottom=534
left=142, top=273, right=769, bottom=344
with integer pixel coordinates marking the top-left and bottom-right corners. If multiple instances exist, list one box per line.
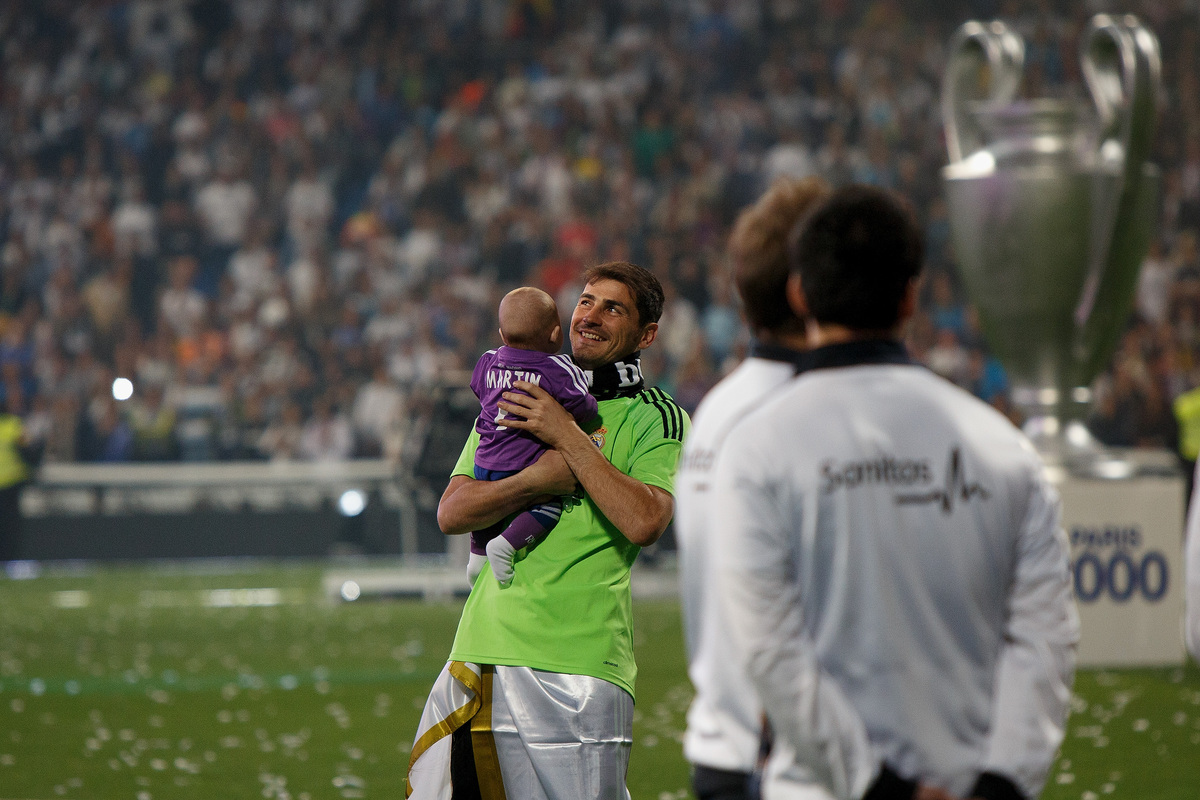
left=437, top=449, right=578, bottom=535
left=712, top=433, right=879, bottom=800
left=977, top=472, right=1079, bottom=800
left=1186, top=459, right=1200, bottom=663
left=497, top=380, right=674, bottom=546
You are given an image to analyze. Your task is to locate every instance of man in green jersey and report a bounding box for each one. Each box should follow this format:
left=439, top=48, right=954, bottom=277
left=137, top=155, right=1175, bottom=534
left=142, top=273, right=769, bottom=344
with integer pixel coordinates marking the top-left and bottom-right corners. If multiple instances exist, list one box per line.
left=407, top=261, right=688, bottom=799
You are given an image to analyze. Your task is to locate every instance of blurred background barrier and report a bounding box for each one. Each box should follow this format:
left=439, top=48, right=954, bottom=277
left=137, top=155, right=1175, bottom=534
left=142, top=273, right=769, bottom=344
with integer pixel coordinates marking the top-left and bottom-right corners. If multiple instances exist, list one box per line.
left=22, top=459, right=423, bottom=559
left=17, top=377, right=481, bottom=561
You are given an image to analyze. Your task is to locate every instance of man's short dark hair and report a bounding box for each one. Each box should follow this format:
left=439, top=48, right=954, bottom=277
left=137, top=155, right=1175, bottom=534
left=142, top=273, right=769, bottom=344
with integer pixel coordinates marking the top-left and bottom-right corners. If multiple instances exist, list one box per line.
left=582, top=261, right=665, bottom=327
left=789, top=185, right=923, bottom=332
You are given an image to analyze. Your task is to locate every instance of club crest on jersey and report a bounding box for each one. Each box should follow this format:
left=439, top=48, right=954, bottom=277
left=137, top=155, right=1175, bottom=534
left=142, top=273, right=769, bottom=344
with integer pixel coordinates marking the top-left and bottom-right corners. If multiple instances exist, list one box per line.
left=589, top=427, right=607, bottom=449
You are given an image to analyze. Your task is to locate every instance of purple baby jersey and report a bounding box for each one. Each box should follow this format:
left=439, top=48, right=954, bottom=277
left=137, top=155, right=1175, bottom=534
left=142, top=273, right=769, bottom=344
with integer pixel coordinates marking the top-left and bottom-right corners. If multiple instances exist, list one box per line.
left=470, top=346, right=598, bottom=472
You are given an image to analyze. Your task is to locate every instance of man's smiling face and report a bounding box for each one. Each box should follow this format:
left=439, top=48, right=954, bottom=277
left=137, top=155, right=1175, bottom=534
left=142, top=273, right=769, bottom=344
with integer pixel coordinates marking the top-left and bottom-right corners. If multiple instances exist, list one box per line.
left=569, top=278, right=657, bottom=369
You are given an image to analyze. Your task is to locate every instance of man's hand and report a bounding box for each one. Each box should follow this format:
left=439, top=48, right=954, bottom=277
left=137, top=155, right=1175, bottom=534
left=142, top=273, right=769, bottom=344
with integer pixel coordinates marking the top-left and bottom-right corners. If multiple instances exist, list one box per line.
left=496, top=380, right=580, bottom=448
left=916, top=784, right=962, bottom=800
left=497, top=381, right=672, bottom=546
left=437, top=451, right=577, bottom=536
left=524, top=449, right=579, bottom=496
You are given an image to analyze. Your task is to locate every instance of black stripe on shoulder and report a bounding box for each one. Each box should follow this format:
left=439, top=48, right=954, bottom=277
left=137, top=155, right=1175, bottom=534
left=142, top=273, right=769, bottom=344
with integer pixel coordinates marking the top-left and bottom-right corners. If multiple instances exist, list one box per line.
left=654, top=388, right=683, bottom=442
left=639, top=387, right=685, bottom=442
left=639, top=389, right=673, bottom=439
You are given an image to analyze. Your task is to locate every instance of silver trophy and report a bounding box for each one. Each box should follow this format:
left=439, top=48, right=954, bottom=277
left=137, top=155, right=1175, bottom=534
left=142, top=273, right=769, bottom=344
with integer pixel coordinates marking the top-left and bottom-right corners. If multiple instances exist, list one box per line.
left=942, top=14, right=1161, bottom=472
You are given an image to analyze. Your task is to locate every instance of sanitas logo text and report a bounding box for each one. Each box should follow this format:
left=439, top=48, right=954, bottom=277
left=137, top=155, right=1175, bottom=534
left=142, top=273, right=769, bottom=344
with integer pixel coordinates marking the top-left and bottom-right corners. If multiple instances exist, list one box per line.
left=820, top=448, right=990, bottom=515
left=821, top=457, right=932, bottom=493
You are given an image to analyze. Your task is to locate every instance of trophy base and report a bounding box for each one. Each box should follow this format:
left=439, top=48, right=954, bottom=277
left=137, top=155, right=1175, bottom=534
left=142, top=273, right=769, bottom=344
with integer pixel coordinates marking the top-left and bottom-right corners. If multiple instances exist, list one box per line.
left=1021, top=417, right=1173, bottom=479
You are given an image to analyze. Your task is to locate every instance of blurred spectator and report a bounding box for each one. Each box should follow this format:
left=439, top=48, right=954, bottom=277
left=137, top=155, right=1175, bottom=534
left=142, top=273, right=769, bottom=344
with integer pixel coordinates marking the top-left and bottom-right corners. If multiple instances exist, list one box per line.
left=298, top=394, right=354, bottom=462
left=285, top=155, right=334, bottom=254
left=258, top=399, right=305, bottom=462
left=195, top=160, right=257, bottom=294
left=111, top=182, right=157, bottom=261
left=927, top=328, right=971, bottom=386
left=128, top=383, right=178, bottom=462
left=1138, top=239, right=1174, bottom=326
left=351, top=362, right=407, bottom=459
left=158, top=256, right=208, bottom=337
left=80, top=399, right=134, bottom=463
left=0, top=396, right=36, bottom=559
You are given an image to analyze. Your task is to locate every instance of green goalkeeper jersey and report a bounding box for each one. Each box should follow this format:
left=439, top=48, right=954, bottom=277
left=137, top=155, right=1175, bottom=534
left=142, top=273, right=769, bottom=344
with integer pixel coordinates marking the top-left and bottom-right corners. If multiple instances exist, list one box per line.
left=448, top=386, right=688, bottom=699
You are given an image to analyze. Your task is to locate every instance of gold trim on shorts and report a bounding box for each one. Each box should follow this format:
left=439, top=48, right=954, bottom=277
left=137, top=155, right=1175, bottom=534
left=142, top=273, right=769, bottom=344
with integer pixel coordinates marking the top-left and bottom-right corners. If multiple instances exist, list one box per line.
left=406, top=661, right=482, bottom=798
left=471, top=665, right=508, bottom=800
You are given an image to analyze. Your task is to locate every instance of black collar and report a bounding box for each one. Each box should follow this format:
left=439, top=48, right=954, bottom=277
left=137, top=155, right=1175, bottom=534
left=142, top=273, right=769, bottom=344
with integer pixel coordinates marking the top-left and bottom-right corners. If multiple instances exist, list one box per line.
left=582, top=353, right=646, bottom=400
left=806, top=338, right=915, bottom=371
left=750, top=340, right=813, bottom=374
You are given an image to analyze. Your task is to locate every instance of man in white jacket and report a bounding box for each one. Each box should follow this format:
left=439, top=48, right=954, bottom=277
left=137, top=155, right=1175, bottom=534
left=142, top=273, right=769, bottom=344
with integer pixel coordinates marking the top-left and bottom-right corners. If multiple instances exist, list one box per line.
left=712, top=185, right=1079, bottom=800
left=676, top=175, right=831, bottom=800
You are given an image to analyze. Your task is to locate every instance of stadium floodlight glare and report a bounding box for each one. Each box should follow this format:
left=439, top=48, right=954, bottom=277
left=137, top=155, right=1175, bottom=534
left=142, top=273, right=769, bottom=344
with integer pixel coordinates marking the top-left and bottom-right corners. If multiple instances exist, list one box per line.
left=338, top=489, right=367, bottom=517
left=340, top=580, right=362, bottom=602
left=112, top=377, right=134, bottom=401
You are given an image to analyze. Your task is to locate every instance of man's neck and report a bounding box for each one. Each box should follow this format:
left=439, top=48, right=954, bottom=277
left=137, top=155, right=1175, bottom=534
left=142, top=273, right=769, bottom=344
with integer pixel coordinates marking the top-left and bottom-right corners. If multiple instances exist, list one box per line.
left=809, top=321, right=903, bottom=348
left=755, top=329, right=808, bottom=352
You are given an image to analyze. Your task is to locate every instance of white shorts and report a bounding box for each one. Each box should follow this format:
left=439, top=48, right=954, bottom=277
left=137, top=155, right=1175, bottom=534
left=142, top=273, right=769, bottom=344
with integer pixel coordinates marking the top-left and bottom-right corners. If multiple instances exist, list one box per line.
left=407, top=661, right=634, bottom=800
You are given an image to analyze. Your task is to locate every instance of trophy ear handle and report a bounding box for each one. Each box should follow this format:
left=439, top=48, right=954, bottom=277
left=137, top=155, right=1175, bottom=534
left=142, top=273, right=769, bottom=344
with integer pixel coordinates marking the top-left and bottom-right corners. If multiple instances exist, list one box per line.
left=1073, top=15, right=1161, bottom=352
left=942, top=20, right=1025, bottom=164
left=1081, top=14, right=1161, bottom=177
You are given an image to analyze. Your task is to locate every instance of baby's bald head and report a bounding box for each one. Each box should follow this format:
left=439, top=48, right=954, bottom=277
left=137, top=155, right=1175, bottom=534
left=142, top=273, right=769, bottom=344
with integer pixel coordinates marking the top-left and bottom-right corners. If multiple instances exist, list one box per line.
left=498, top=287, right=563, bottom=354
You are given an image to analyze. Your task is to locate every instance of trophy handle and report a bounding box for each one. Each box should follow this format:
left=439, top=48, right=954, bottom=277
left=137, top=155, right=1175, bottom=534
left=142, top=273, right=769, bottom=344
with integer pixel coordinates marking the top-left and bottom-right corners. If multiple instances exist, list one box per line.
left=1074, top=15, right=1161, bottom=334
left=942, top=20, right=1024, bottom=164
left=1081, top=14, right=1161, bottom=184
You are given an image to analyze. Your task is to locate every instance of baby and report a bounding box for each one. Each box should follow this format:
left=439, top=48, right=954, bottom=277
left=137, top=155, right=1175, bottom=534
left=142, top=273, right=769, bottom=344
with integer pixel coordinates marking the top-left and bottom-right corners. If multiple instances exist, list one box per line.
left=467, top=287, right=598, bottom=585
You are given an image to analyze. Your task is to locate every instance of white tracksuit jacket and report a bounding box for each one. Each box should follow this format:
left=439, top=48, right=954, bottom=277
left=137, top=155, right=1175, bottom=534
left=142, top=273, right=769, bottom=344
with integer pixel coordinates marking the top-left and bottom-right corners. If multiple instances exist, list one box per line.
left=1184, top=461, right=1200, bottom=662
left=677, top=350, right=799, bottom=772
left=712, top=343, right=1079, bottom=800
left=677, top=345, right=831, bottom=793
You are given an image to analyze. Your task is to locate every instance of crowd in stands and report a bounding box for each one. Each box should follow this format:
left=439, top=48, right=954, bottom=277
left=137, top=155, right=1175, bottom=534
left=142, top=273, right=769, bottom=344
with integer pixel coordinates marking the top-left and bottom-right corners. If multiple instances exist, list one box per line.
left=1, top=0, right=1197, bottom=466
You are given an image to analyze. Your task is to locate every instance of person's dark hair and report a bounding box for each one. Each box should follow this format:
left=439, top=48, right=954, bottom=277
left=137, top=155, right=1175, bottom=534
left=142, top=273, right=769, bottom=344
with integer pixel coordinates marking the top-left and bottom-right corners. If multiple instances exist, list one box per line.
left=789, top=185, right=923, bottom=331
left=730, top=176, right=830, bottom=335
left=582, top=261, right=665, bottom=327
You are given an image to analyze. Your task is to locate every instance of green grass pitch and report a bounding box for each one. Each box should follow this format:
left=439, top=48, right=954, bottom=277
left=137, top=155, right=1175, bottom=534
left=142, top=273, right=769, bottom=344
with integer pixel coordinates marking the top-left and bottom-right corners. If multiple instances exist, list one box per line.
left=0, top=561, right=1197, bottom=800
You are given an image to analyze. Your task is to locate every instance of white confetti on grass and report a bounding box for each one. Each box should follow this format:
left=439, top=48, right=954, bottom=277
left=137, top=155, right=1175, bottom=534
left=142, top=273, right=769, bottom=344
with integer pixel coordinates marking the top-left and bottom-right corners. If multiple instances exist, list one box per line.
left=174, top=757, right=201, bottom=774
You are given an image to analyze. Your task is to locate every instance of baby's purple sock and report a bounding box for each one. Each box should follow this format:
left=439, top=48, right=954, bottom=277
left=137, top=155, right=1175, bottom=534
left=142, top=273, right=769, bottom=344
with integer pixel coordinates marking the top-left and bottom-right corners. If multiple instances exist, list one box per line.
left=500, top=512, right=551, bottom=550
